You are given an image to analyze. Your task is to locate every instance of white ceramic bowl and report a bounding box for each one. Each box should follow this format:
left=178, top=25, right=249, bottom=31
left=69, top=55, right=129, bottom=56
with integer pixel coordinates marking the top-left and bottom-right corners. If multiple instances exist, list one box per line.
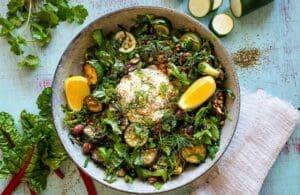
left=52, top=6, right=240, bottom=194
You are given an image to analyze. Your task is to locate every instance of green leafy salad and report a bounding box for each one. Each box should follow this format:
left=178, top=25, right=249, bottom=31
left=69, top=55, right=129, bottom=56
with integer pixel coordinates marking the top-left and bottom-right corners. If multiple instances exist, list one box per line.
left=63, top=14, right=234, bottom=189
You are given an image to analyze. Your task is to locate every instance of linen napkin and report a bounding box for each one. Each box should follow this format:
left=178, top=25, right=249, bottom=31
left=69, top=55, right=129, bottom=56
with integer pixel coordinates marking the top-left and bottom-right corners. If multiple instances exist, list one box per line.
left=191, top=89, right=300, bottom=195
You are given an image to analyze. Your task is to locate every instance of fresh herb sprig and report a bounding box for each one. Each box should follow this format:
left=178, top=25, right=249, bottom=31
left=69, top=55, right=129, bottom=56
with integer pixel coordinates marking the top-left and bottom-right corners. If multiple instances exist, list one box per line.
left=0, top=0, right=88, bottom=69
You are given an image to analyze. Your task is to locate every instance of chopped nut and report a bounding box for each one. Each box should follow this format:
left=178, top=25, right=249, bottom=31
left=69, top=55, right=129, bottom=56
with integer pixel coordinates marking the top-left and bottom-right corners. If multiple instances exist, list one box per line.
left=157, top=63, right=167, bottom=74
left=117, top=169, right=126, bottom=177
left=83, top=125, right=95, bottom=137
left=215, top=106, right=224, bottom=116
left=152, top=165, right=159, bottom=171
left=212, top=91, right=225, bottom=116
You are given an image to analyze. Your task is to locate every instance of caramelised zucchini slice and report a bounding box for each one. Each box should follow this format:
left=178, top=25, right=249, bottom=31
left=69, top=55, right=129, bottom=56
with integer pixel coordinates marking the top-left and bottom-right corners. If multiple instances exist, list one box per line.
left=173, top=154, right=184, bottom=175
left=82, top=60, right=104, bottom=85
left=85, top=96, right=102, bottom=112
left=152, top=17, right=172, bottom=35
left=180, top=32, right=201, bottom=51
left=142, top=148, right=158, bottom=166
left=115, top=31, right=136, bottom=53
left=124, top=124, right=149, bottom=147
left=181, top=144, right=207, bottom=164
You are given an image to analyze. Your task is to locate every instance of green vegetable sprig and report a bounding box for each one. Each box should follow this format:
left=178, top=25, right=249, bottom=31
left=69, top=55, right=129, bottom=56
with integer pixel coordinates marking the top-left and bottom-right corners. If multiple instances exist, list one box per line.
left=0, top=0, right=88, bottom=69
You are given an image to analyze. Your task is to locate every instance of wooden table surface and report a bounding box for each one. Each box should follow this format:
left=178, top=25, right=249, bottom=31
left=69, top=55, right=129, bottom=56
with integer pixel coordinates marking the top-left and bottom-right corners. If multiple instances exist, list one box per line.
left=0, top=0, right=299, bottom=194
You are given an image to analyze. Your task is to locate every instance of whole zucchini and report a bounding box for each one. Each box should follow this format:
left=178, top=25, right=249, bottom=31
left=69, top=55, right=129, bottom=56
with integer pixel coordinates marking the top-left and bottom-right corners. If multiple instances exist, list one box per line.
left=230, top=0, right=274, bottom=17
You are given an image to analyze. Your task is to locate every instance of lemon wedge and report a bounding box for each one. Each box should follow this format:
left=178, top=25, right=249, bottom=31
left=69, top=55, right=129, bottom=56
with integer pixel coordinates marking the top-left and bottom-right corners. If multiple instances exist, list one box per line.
left=178, top=76, right=216, bottom=110
left=64, top=76, right=90, bottom=112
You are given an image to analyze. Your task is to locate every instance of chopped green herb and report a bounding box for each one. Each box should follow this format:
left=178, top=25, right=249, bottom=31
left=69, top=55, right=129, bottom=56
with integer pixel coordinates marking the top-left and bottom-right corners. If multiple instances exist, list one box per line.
left=159, top=82, right=168, bottom=96
left=0, top=0, right=88, bottom=69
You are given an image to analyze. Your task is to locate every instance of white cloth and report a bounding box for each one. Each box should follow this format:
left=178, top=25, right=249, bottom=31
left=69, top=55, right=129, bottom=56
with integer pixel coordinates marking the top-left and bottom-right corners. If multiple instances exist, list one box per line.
left=191, top=90, right=300, bottom=195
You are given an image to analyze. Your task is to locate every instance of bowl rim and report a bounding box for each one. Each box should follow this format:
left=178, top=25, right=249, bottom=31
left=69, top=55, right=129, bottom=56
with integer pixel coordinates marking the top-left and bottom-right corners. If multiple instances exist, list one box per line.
left=52, top=5, right=240, bottom=194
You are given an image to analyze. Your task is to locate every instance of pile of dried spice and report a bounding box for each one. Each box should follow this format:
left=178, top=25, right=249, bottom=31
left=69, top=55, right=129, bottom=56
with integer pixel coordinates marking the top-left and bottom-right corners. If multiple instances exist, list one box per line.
left=232, top=48, right=261, bottom=67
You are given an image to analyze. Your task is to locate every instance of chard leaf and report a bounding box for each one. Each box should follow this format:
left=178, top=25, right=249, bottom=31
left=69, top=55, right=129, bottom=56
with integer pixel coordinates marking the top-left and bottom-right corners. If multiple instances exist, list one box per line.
left=0, top=161, right=10, bottom=179
left=36, top=87, right=52, bottom=118
left=0, top=112, right=21, bottom=149
left=41, top=122, right=68, bottom=170
left=24, top=144, right=50, bottom=192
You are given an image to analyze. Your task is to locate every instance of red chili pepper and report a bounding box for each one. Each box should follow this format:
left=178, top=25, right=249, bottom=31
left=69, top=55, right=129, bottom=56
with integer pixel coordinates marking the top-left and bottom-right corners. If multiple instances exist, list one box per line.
left=1, top=146, right=35, bottom=195
left=54, top=169, right=65, bottom=179
left=77, top=167, right=97, bottom=195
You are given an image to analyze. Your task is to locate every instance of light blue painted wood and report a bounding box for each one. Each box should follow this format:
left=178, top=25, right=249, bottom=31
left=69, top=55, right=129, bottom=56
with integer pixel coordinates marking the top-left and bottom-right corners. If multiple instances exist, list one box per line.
left=0, top=0, right=299, bottom=194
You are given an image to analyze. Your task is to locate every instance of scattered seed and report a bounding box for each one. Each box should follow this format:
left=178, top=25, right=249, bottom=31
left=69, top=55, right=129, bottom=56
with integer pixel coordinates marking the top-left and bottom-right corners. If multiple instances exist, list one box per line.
left=232, top=47, right=261, bottom=68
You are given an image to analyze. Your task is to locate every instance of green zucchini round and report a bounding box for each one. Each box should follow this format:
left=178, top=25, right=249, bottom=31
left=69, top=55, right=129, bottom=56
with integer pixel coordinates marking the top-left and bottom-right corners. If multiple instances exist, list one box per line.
left=209, top=13, right=234, bottom=37
left=212, top=0, right=223, bottom=11
left=188, top=0, right=213, bottom=18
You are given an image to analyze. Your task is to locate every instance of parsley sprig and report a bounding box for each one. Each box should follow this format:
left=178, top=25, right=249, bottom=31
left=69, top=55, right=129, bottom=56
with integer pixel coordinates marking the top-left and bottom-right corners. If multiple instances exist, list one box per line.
left=0, top=0, right=88, bottom=69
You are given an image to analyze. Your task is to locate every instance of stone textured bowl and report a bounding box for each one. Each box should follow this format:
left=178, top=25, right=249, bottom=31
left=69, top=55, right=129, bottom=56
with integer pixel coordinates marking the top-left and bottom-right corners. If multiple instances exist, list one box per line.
left=52, top=6, right=240, bottom=194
